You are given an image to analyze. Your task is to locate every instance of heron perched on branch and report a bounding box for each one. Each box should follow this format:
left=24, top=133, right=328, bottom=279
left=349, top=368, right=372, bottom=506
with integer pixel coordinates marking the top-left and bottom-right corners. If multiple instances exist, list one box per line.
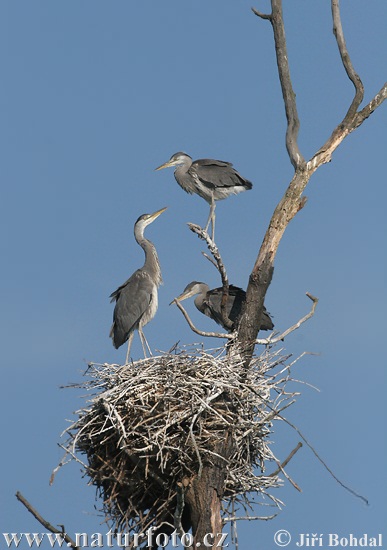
left=109, top=207, right=167, bottom=362
left=174, top=281, right=274, bottom=333
left=155, top=152, right=252, bottom=239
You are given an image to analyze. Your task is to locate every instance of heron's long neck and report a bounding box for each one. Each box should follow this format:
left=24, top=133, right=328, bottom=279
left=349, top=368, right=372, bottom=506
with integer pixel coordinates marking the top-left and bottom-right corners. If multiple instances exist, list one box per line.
left=194, top=284, right=209, bottom=313
left=174, top=159, right=195, bottom=194
left=140, top=237, right=162, bottom=287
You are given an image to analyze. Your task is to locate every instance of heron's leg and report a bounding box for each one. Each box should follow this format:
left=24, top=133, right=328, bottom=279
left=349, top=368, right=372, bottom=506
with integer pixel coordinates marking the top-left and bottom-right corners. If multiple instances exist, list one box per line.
left=139, top=329, right=153, bottom=357
left=204, top=197, right=216, bottom=240
left=125, top=331, right=134, bottom=364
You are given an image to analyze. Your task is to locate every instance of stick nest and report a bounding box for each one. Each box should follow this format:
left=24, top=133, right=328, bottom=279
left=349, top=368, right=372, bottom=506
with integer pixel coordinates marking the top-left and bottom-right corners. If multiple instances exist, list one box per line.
left=60, top=345, right=296, bottom=535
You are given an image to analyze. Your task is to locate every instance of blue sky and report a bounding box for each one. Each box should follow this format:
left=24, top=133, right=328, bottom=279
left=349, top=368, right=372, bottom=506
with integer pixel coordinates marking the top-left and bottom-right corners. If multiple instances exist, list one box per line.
left=1, top=1, right=386, bottom=548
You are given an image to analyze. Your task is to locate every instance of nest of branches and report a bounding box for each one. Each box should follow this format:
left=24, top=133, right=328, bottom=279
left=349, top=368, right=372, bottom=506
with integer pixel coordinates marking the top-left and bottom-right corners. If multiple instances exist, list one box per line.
left=60, top=345, right=297, bottom=536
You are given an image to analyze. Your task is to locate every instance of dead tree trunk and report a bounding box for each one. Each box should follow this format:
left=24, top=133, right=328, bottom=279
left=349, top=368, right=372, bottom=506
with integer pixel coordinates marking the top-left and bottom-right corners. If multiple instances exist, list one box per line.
left=183, top=0, right=386, bottom=545
left=185, top=440, right=231, bottom=548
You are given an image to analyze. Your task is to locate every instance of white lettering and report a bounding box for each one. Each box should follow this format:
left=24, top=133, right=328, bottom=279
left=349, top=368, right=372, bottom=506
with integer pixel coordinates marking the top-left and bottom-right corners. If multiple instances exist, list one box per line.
left=181, top=532, right=194, bottom=547
left=46, top=533, right=67, bottom=547
left=90, top=532, right=104, bottom=547
left=155, top=533, right=169, bottom=548
left=3, top=534, right=23, bottom=547
left=329, top=534, right=340, bottom=546
left=75, top=533, right=89, bottom=547
left=24, top=533, right=45, bottom=547
left=217, top=532, right=229, bottom=548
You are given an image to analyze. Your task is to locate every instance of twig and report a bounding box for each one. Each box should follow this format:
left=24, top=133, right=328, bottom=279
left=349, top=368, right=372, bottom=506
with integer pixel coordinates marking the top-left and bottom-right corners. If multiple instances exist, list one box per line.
left=15, top=492, right=79, bottom=550
left=172, top=298, right=234, bottom=340
left=188, top=223, right=234, bottom=330
left=267, top=448, right=302, bottom=493
left=201, top=252, right=218, bottom=270
left=173, top=288, right=318, bottom=348
left=256, top=292, right=318, bottom=345
left=224, top=514, right=277, bottom=522
left=269, top=442, right=303, bottom=477
left=251, top=7, right=272, bottom=21
left=277, top=415, right=369, bottom=505
left=188, top=223, right=228, bottom=288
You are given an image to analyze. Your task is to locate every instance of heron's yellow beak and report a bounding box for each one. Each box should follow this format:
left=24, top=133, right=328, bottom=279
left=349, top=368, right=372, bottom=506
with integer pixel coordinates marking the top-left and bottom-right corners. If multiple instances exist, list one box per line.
left=150, top=206, right=168, bottom=221
left=155, top=159, right=175, bottom=171
left=170, top=289, right=193, bottom=305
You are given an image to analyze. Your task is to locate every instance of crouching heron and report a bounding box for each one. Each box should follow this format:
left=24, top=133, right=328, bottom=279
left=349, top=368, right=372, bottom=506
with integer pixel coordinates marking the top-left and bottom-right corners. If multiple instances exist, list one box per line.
left=173, top=281, right=274, bottom=332
left=155, top=152, right=252, bottom=239
left=109, top=207, right=167, bottom=362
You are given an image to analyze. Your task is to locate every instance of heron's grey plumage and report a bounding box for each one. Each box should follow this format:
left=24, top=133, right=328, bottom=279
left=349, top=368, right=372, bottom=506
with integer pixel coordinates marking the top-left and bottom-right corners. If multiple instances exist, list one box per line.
left=155, top=152, right=252, bottom=238
left=109, top=207, right=166, bottom=361
left=175, top=281, right=274, bottom=332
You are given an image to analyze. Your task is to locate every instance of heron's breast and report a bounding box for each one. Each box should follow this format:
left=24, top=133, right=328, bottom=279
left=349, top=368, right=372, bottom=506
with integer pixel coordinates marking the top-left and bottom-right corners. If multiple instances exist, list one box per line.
left=139, top=289, right=158, bottom=328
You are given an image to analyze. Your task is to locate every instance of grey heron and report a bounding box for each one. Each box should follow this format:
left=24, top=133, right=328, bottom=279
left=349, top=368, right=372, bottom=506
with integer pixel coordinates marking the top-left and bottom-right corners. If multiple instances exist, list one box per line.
left=174, top=281, right=274, bottom=332
left=155, top=152, right=252, bottom=239
left=109, top=207, right=167, bottom=362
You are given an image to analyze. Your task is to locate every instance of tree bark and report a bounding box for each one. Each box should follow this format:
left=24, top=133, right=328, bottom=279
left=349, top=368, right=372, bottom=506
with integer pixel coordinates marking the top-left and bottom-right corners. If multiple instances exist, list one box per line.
left=185, top=438, right=232, bottom=549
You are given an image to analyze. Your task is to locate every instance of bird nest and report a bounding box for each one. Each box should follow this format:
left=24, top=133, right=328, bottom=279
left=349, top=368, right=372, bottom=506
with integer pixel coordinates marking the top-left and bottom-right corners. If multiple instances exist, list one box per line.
left=59, top=345, right=298, bottom=537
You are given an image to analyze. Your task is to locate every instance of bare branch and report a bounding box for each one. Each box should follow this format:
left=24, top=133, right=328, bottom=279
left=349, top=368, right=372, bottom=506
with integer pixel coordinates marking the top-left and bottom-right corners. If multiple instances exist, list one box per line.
left=251, top=7, right=272, bottom=21
left=276, top=415, right=369, bottom=505
left=267, top=446, right=302, bottom=492
left=308, top=82, right=387, bottom=171
left=355, top=82, right=387, bottom=124
left=224, top=514, right=277, bottom=522
left=173, top=290, right=318, bottom=348
left=201, top=252, right=218, bottom=270
left=15, top=492, right=79, bottom=550
left=269, top=442, right=303, bottom=477
left=172, top=298, right=233, bottom=340
left=253, top=0, right=305, bottom=168
left=257, top=292, right=318, bottom=345
left=331, top=0, right=364, bottom=120
left=188, top=223, right=229, bottom=287
left=188, top=223, right=234, bottom=330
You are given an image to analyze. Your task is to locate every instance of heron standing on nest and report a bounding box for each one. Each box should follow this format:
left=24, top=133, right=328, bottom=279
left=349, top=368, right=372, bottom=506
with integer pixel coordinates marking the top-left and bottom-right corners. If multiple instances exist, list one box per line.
left=109, top=207, right=167, bottom=362
left=173, top=281, right=274, bottom=333
left=155, top=152, right=252, bottom=240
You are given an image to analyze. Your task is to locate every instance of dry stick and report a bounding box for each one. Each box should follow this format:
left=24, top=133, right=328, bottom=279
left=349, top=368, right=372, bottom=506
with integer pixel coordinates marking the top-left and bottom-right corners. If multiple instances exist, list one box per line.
left=224, top=514, right=277, bottom=522
left=188, top=223, right=233, bottom=330
left=266, top=447, right=301, bottom=493
left=172, top=298, right=233, bottom=340
left=15, top=492, right=80, bottom=550
left=250, top=380, right=369, bottom=505
left=172, top=292, right=318, bottom=346
left=256, top=292, right=318, bottom=345
left=277, top=414, right=369, bottom=505
left=188, top=223, right=228, bottom=288
left=269, top=442, right=303, bottom=478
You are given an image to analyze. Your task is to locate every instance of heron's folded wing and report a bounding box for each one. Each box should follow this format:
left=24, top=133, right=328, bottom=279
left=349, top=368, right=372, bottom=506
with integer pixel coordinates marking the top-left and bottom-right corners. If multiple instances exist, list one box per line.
left=110, top=270, right=153, bottom=348
left=190, top=161, right=250, bottom=190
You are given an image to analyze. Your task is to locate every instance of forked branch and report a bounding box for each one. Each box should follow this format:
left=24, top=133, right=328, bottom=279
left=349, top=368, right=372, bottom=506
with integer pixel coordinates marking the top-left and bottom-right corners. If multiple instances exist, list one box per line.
left=172, top=291, right=318, bottom=346
left=241, top=0, right=386, bottom=364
